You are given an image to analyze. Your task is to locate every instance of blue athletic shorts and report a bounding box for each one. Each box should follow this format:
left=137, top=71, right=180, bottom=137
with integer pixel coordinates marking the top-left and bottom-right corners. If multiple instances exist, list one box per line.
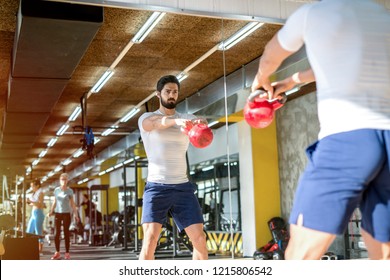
left=289, top=129, right=390, bottom=242
left=141, top=181, right=204, bottom=232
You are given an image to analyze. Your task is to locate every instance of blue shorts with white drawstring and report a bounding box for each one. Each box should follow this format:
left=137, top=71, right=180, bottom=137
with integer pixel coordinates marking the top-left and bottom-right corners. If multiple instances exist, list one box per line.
left=289, top=129, right=390, bottom=242
left=141, top=181, right=204, bottom=232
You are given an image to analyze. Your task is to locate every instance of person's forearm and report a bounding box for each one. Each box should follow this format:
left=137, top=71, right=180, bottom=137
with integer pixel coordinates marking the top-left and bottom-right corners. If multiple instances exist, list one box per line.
left=291, top=69, right=315, bottom=84
left=259, top=38, right=285, bottom=80
left=252, top=34, right=294, bottom=92
left=144, top=115, right=177, bottom=130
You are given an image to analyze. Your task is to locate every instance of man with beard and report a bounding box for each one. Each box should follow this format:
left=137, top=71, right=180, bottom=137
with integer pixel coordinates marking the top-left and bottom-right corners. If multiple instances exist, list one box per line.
left=137, top=75, right=208, bottom=260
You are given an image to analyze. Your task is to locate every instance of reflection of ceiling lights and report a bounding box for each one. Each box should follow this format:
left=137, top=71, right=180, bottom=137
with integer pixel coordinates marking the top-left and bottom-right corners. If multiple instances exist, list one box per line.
left=68, top=106, right=82, bottom=122
left=63, top=159, right=72, bottom=166
left=132, top=12, right=166, bottom=43
left=120, top=107, right=140, bottom=123
left=91, top=70, right=114, bottom=93
left=73, top=149, right=84, bottom=158
left=102, top=126, right=118, bottom=136
left=202, top=166, right=214, bottom=171
left=56, top=124, right=69, bottom=136
left=219, top=22, right=264, bottom=51
left=176, top=72, right=188, bottom=82
left=207, top=121, right=219, bottom=128
left=39, top=150, right=48, bottom=158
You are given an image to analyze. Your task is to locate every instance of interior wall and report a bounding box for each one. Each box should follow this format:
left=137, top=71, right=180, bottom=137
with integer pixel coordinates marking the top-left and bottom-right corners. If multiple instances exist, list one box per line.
left=275, top=92, right=345, bottom=256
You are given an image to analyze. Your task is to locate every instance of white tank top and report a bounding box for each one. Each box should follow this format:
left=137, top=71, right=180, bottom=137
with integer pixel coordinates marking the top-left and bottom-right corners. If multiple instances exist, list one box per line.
left=138, top=110, right=195, bottom=184
left=278, top=0, right=390, bottom=139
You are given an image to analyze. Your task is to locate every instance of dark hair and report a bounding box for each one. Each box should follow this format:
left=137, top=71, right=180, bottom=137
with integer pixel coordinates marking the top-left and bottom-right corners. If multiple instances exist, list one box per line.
left=33, top=179, right=41, bottom=188
left=156, top=75, right=180, bottom=92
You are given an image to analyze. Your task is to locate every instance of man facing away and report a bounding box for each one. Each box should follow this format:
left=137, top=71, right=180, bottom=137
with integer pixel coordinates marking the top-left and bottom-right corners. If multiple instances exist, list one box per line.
left=251, top=0, right=390, bottom=259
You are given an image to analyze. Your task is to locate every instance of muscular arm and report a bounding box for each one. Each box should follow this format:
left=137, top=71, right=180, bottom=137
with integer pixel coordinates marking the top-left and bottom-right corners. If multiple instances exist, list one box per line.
left=251, top=34, right=295, bottom=95
left=272, top=68, right=316, bottom=95
left=141, top=114, right=189, bottom=132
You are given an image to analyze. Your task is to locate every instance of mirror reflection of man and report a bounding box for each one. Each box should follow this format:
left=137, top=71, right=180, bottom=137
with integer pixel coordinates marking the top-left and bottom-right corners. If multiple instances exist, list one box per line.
left=138, top=75, right=208, bottom=260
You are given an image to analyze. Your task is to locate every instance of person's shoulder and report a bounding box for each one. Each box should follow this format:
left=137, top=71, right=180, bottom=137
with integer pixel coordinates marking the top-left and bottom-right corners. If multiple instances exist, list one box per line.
left=141, top=111, right=158, bottom=117
left=138, top=111, right=157, bottom=123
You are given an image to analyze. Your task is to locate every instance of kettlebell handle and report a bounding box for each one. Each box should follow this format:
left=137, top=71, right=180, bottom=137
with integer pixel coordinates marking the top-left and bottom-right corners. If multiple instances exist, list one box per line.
left=248, top=89, right=287, bottom=104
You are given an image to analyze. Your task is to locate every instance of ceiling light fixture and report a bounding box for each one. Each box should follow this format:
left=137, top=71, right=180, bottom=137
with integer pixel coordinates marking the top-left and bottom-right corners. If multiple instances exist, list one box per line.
left=120, top=107, right=140, bottom=123
left=102, top=127, right=117, bottom=136
left=39, top=150, right=48, bottom=158
left=202, top=166, right=214, bottom=171
left=219, top=22, right=264, bottom=51
left=68, top=106, right=82, bottom=122
left=91, top=69, right=114, bottom=93
left=47, top=137, right=58, bottom=147
left=73, top=148, right=84, bottom=158
left=63, top=158, right=72, bottom=166
left=56, top=124, right=69, bottom=136
left=176, top=72, right=188, bottom=83
left=54, top=165, right=62, bottom=173
left=207, top=120, right=219, bottom=128
left=105, top=167, right=114, bottom=173
left=132, top=12, right=166, bottom=43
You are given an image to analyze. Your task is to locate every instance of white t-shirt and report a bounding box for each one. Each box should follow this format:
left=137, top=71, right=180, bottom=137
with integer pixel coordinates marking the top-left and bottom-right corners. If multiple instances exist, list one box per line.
left=138, top=110, right=195, bottom=184
left=278, top=0, right=390, bottom=139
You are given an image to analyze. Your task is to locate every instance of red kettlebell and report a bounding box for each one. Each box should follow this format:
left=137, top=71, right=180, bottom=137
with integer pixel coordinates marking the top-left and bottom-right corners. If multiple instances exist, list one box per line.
left=243, top=90, right=287, bottom=129
left=187, top=123, right=214, bottom=148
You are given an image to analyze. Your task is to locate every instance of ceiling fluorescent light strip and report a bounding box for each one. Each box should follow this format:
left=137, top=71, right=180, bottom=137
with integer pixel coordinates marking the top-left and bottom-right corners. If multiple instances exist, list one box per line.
left=132, top=12, right=166, bottom=43
left=73, top=148, right=84, bottom=158
left=202, top=166, right=214, bottom=171
left=91, top=69, right=114, bottom=93
left=54, top=165, right=62, bottom=172
left=105, top=167, right=114, bottom=173
left=176, top=72, right=188, bottom=82
left=219, top=22, right=264, bottom=51
left=39, top=150, right=48, bottom=158
left=207, top=120, right=219, bottom=128
left=68, top=106, right=82, bottom=122
left=120, top=107, right=141, bottom=123
left=47, top=137, right=58, bottom=147
left=56, top=124, right=69, bottom=136
left=63, top=158, right=72, bottom=166
left=102, top=127, right=116, bottom=136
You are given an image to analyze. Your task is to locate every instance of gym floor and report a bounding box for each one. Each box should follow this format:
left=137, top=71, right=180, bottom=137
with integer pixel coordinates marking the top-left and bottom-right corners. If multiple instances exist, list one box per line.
left=39, top=238, right=243, bottom=260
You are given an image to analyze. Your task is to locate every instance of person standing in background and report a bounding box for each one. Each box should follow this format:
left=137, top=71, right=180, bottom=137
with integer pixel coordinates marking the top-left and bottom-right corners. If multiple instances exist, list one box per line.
left=48, top=173, right=79, bottom=260
left=26, top=179, right=45, bottom=255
